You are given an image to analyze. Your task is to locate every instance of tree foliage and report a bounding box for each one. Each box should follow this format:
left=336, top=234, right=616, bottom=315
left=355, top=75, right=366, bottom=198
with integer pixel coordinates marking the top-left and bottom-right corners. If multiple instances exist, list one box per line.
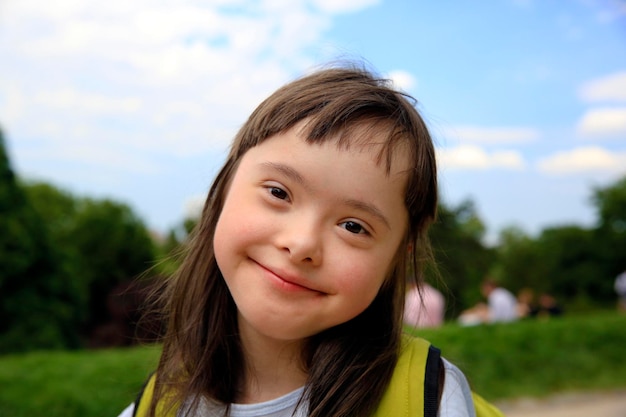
left=0, top=126, right=156, bottom=352
left=151, top=215, right=198, bottom=277
left=591, top=176, right=626, bottom=280
left=0, top=129, right=84, bottom=352
left=493, top=226, right=602, bottom=304
left=428, top=200, right=495, bottom=317
left=24, top=184, right=157, bottom=334
left=491, top=175, right=626, bottom=311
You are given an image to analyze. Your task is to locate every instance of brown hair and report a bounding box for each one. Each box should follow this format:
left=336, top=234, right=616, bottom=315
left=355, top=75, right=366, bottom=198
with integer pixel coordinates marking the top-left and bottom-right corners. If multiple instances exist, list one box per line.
left=149, top=65, right=438, bottom=417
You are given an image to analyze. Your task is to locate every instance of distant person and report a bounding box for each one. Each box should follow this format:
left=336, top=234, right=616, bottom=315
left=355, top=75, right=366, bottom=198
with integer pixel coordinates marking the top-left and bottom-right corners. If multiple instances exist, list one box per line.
left=535, top=293, right=563, bottom=318
left=404, top=281, right=445, bottom=328
left=480, top=278, right=518, bottom=323
left=615, top=270, right=626, bottom=312
left=516, top=288, right=537, bottom=319
left=457, top=302, right=489, bottom=326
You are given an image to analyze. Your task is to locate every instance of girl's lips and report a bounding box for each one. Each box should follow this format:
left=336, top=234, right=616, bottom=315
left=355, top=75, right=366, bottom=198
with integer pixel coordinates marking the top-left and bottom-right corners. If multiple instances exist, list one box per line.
left=253, top=259, right=326, bottom=294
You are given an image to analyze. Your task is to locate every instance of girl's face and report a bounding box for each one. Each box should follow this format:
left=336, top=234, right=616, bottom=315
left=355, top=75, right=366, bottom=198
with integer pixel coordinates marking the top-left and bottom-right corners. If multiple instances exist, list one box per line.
left=214, top=123, right=409, bottom=344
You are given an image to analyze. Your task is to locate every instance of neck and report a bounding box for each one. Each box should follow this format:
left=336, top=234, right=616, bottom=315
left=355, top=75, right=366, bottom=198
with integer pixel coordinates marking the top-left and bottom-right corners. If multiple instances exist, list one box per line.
left=237, top=323, right=308, bottom=404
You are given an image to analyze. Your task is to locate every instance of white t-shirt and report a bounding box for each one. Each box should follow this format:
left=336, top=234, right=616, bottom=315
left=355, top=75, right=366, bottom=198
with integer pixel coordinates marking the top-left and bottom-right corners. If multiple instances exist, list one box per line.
left=117, top=359, right=475, bottom=417
left=615, top=271, right=626, bottom=297
left=487, top=287, right=518, bottom=323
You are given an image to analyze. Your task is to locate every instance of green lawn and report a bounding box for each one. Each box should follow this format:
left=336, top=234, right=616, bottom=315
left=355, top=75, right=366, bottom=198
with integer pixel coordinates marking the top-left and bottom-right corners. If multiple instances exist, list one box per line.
left=409, top=311, right=626, bottom=400
left=1, top=312, right=625, bottom=417
left=0, top=344, right=160, bottom=417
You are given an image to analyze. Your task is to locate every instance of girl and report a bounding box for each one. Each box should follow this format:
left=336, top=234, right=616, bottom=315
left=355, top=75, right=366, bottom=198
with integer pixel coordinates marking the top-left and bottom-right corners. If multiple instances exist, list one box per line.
left=119, top=66, right=496, bottom=417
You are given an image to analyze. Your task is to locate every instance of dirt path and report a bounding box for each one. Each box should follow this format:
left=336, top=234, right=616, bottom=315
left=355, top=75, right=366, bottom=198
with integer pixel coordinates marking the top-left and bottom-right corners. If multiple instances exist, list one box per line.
left=496, top=390, right=626, bottom=417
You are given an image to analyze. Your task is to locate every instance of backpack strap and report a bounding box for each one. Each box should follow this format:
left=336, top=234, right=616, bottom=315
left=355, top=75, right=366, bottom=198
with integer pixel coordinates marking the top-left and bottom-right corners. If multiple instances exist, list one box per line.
left=132, top=372, right=156, bottom=417
left=132, top=373, right=181, bottom=417
left=373, top=336, right=431, bottom=416
left=424, top=345, right=442, bottom=417
left=425, top=343, right=505, bottom=417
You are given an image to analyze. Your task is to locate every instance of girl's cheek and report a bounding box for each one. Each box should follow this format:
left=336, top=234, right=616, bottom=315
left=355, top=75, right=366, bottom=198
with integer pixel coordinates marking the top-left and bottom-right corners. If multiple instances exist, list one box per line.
left=341, top=265, right=386, bottom=297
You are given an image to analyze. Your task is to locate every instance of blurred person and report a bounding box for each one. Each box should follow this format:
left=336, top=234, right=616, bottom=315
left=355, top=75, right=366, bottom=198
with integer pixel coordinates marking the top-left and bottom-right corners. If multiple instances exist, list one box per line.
left=516, top=288, right=537, bottom=319
left=480, top=278, right=518, bottom=323
left=404, top=281, right=445, bottom=328
left=535, top=293, right=563, bottom=318
left=457, top=302, right=489, bottom=326
left=615, top=270, right=626, bottom=312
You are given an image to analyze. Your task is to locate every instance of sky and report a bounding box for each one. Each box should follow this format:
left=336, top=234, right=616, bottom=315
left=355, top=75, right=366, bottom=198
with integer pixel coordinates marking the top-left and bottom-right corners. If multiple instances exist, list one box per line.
left=1, top=0, right=625, bottom=244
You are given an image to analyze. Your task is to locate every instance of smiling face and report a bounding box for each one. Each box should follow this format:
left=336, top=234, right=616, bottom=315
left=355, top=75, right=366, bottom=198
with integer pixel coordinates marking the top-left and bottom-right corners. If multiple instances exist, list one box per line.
left=213, top=122, right=410, bottom=345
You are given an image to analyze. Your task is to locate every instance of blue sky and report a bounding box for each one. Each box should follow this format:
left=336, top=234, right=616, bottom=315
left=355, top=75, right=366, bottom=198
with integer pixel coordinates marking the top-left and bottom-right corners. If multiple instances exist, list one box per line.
left=1, top=0, right=625, bottom=244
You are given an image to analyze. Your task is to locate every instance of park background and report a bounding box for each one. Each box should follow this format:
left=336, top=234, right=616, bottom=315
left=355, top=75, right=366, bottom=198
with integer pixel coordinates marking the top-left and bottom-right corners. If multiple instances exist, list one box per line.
left=1, top=0, right=625, bottom=416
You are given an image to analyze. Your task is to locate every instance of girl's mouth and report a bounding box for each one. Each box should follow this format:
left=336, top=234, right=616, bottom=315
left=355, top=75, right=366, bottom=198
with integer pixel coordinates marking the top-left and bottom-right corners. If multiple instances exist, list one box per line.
left=252, top=259, right=326, bottom=295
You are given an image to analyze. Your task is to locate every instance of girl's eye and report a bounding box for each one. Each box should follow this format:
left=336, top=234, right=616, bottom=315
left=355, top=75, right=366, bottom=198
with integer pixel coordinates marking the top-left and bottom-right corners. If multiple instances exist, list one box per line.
left=340, top=221, right=368, bottom=235
left=268, top=186, right=289, bottom=201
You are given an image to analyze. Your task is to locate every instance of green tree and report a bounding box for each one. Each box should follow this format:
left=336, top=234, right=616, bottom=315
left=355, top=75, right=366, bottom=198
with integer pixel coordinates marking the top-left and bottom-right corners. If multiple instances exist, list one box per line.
left=72, top=198, right=156, bottom=329
left=490, top=226, right=542, bottom=293
left=494, top=224, right=609, bottom=310
left=154, top=216, right=199, bottom=276
left=0, top=129, right=83, bottom=352
left=22, top=182, right=78, bottom=246
left=491, top=176, right=626, bottom=311
left=428, top=200, right=495, bottom=317
left=536, top=226, right=601, bottom=304
left=591, top=175, right=626, bottom=282
left=24, top=182, right=157, bottom=335
left=593, top=175, right=626, bottom=233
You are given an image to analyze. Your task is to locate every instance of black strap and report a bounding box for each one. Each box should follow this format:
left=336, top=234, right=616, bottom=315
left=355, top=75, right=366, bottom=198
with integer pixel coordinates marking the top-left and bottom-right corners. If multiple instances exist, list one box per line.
left=424, top=345, right=442, bottom=417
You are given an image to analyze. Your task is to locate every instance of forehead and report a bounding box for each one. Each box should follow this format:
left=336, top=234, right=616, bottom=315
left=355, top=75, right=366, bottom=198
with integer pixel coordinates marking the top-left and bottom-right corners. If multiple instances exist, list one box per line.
left=242, top=123, right=410, bottom=210
left=295, top=118, right=412, bottom=176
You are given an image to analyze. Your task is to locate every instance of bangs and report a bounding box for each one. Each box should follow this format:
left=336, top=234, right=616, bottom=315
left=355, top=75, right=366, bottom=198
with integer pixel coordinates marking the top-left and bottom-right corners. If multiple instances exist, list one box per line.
left=232, top=68, right=426, bottom=177
left=303, top=115, right=414, bottom=176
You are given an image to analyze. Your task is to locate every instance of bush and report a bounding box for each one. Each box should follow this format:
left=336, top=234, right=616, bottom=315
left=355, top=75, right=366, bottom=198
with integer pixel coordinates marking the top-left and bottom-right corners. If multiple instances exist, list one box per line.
left=410, top=312, right=626, bottom=400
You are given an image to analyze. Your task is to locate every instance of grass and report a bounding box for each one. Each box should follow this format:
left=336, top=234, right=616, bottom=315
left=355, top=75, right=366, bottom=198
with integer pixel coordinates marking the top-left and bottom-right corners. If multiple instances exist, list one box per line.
left=0, top=344, right=160, bottom=417
left=1, top=312, right=625, bottom=417
left=408, top=311, right=626, bottom=401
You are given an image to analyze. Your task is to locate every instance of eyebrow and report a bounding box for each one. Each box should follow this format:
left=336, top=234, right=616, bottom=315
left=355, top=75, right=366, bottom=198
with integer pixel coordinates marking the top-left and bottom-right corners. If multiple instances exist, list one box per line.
left=260, top=161, right=392, bottom=230
left=343, top=198, right=391, bottom=230
left=261, top=162, right=306, bottom=187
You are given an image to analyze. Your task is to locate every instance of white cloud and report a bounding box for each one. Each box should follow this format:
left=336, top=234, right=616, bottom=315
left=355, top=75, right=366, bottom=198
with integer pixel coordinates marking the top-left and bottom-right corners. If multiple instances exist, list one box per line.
left=387, top=70, right=416, bottom=92
left=579, top=71, right=626, bottom=103
left=537, top=146, right=626, bottom=174
left=0, top=0, right=370, bottom=174
left=442, top=126, right=540, bottom=145
left=3, top=2, right=322, bottom=83
left=437, top=145, right=526, bottom=170
left=576, top=107, right=626, bottom=137
left=34, top=89, right=142, bottom=114
left=20, top=142, right=159, bottom=174
left=0, top=84, right=27, bottom=126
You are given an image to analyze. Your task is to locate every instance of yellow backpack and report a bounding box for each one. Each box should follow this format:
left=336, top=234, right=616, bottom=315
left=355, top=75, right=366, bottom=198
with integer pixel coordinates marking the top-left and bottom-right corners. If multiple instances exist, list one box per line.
left=133, top=337, right=504, bottom=417
left=373, top=336, right=504, bottom=417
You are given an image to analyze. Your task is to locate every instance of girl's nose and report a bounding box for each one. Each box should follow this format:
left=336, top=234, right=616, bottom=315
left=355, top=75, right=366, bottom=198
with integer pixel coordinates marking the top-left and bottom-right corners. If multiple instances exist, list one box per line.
left=277, top=212, right=323, bottom=266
